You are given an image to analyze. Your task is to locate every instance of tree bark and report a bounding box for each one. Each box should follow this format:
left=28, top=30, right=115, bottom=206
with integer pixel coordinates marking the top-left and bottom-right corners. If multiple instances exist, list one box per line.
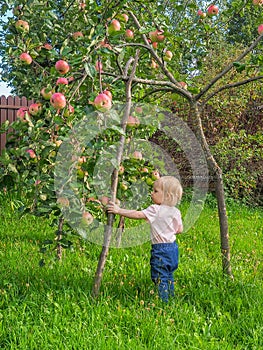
left=92, top=51, right=140, bottom=298
left=191, top=102, right=233, bottom=277
left=56, top=217, right=64, bottom=261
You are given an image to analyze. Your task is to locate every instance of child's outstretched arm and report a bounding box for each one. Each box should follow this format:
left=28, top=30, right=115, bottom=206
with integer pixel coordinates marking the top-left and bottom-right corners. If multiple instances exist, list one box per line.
left=107, top=201, right=146, bottom=220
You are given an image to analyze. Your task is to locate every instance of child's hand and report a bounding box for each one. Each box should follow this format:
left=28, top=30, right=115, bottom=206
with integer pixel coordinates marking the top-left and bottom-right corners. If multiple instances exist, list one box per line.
left=107, top=201, right=120, bottom=214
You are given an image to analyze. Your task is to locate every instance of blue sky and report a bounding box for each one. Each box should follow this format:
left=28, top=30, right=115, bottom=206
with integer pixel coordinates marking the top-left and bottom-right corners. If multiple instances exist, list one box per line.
left=0, top=10, right=13, bottom=96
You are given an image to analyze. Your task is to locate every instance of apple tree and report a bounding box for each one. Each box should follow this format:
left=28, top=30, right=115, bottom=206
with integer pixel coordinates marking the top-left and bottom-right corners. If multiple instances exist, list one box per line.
left=0, top=0, right=262, bottom=296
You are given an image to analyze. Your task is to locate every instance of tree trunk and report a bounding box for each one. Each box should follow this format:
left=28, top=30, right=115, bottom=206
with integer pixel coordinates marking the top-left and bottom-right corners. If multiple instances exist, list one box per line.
left=56, top=217, right=64, bottom=261
left=191, top=102, right=233, bottom=277
left=92, top=52, right=140, bottom=298
left=214, top=168, right=233, bottom=277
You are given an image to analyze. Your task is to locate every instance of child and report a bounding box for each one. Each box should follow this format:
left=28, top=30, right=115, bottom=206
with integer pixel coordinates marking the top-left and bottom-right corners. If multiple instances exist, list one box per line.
left=107, top=176, right=183, bottom=302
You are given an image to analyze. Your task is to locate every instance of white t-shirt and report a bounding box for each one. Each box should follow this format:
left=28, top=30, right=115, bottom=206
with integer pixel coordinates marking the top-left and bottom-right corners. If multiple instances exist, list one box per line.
left=142, top=204, right=183, bottom=244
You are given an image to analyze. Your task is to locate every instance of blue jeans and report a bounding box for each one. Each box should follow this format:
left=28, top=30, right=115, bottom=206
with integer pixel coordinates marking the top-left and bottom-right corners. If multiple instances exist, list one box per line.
left=150, top=242, right=179, bottom=302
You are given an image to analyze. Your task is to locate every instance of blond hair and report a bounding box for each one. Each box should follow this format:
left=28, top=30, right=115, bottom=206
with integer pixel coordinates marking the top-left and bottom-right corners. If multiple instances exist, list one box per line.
left=156, top=176, right=183, bottom=206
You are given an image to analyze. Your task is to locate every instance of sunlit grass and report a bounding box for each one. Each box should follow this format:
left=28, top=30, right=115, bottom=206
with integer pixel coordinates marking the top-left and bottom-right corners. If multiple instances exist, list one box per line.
left=0, top=193, right=262, bottom=349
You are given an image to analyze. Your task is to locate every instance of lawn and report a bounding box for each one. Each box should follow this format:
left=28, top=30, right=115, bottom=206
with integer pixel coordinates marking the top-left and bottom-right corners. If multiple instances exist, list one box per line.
left=0, top=193, right=262, bottom=349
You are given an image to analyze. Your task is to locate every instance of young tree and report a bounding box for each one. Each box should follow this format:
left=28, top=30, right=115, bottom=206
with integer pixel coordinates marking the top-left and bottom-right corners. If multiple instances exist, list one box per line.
left=0, top=0, right=262, bottom=295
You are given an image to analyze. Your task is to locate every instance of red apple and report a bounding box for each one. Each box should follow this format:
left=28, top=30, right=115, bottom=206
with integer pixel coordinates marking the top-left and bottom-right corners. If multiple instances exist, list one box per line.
left=207, top=5, right=219, bottom=16
left=29, top=103, right=42, bottom=116
left=17, top=107, right=29, bottom=121
left=100, top=196, right=109, bottom=206
left=55, top=60, right=70, bottom=75
left=15, top=20, right=29, bottom=32
left=258, top=24, right=263, bottom=34
left=152, top=42, right=158, bottom=49
left=50, top=92, right=67, bottom=110
left=43, top=43, right=52, bottom=50
left=135, top=106, right=143, bottom=114
left=117, top=13, right=129, bottom=22
left=253, top=0, right=263, bottom=4
left=79, top=2, right=86, bottom=10
left=179, top=81, right=188, bottom=89
left=72, top=31, right=84, bottom=40
left=26, top=149, right=36, bottom=158
left=103, top=90, right=112, bottom=100
left=81, top=211, right=94, bottom=225
left=56, top=77, right=68, bottom=85
left=149, top=29, right=165, bottom=43
left=93, top=93, right=112, bottom=112
left=64, top=104, right=74, bottom=117
left=197, top=10, right=206, bottom=18
left=119, top=165, right=125, bottom=174
left=19, top=52, right=32, bottom=65
left=108, top=19, right=121, bottom=35
left=125, top=29, right=134, bottom=41
left=132, top=151, right=143, bottom=160
left=127, top=115, right=140, bottom=128
left=141, top=167, right=149, bottom=173
left=164, top=50, right=173, bottom=62
left=152, top=170, right=160, bottom=180
left=57, top=197, right=70, bottom=207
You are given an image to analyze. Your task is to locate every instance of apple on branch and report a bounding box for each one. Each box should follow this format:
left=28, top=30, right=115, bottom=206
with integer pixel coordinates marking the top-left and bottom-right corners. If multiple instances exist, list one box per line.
left=26, top=149, right=36, bottom=159
left=57, top=197, right=70, bottom=207
left=207, top=4, right=219, bottom=16
left=103, top=90, right=112, bottom=100
left=117, top=13, right=129, bottom=23
left=127, top=115, right=140, bottom=128
left=17, top=107, right=29, bottom=122
left=81, top=211, right=94, bottom=225
left=132, top=151, right=143, bottom=160
left=15, top=19, right=29, bottom=32
left=152, top=170, right=160, bottom=180
left=125, top=29, right=134, bottom=41
left=56, top=77, right=69, bottom=85
left=197, top=10, right=206, bottom=18
left=164, top=50, right=173, bottom=62
left=64, top=104, right=74, bottom=117
left=50, top=92, right=67, bottom=110
left=19, top=52, right=32, bottom=65
left=72, top=31, right=84, bottom=40
left=108, top=19, right=121, bottom=35
left=55, top=59, right=70, bottom=75
left=179, top=81, right=188, bottom=89
left=149, top=29, right=165, bottom=43
left=29, top=103, right=42, bottom=116
left=93, top=93, right=112, bottom=112
left=258, top=24, right=263, bottom=34
left=99, top=196, right=110, bottom=206
left=119, top=165, right=125, bottom=175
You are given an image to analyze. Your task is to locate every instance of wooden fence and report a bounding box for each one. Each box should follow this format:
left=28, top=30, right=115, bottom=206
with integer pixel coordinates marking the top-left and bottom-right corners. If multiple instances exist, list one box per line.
left=0, top=95, right=34, bottom=153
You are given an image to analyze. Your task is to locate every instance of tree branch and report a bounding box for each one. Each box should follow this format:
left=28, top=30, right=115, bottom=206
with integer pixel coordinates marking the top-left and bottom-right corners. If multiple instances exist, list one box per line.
left=195, top=32, right=263, bottom=101
left=202, top=75, right=263, bottom=105
left=128, top=10, right=192, bottom=97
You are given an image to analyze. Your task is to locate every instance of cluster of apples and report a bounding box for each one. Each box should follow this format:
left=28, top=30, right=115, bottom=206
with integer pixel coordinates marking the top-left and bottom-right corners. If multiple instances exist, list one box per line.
left=107, top=13, right=135, bottom=41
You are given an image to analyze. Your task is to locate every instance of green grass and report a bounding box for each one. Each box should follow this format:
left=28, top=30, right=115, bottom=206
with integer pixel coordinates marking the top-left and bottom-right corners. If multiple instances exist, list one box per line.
left=0, top=193, right=262, bottom=349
